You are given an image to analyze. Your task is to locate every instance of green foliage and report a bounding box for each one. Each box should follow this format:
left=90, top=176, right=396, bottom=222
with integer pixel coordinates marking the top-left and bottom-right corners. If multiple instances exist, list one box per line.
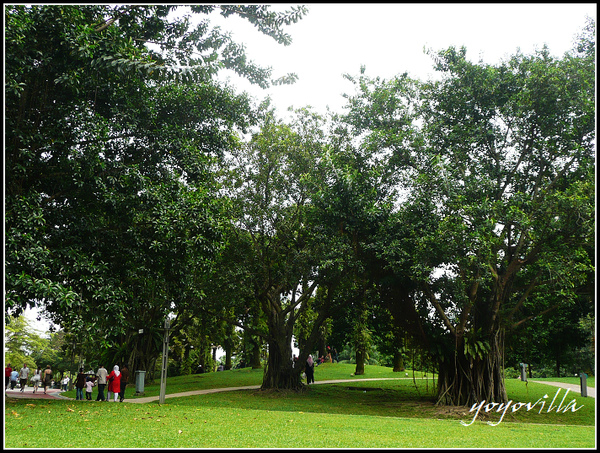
left=4, top=316, right=46, bottom=369
left=463, top=329, right=491, bottom=361
left=5, top=4, right=594, bottom=404
left=335, top=21, right=595, bottom=405
left=5, top=4, right=306, bottom=377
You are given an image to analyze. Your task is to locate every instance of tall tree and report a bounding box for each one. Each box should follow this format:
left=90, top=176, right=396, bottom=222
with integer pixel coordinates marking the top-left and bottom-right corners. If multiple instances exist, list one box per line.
left=224, top=108, right=342, bottom=389
left=336, top=20, right=594, bottom=406
left=420, top=38, right=594, bottom=405
left=5, top=4, right=307, bottom=371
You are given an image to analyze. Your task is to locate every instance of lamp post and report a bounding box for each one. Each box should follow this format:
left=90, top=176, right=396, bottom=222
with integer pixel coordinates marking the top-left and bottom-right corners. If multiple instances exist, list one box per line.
left=159, top=318, right=171, bottom=405
left=134, top=328, right=146, bottom=396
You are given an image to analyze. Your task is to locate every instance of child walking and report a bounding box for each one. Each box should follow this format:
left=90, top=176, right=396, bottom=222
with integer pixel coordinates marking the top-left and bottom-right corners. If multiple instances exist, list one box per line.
left=85, top=376, right=95, bottom=400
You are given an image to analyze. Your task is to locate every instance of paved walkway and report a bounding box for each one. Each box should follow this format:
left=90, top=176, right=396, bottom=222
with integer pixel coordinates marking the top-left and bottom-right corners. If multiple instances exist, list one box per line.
left=530, top=380, right=595, bottom=398
left=4, top=378, right=411, bottom=403
left=6, top=377, right=594, bottom=403
left=5, top=387, right=70, bottom=400
left=126, top=377, right=412, bottom=404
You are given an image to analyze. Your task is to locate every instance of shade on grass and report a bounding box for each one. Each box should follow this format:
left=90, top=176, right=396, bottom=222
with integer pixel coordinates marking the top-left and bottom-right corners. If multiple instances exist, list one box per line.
left=4, top=398, right=594, bottom=448
left=5, top=364, right=595, bottom=448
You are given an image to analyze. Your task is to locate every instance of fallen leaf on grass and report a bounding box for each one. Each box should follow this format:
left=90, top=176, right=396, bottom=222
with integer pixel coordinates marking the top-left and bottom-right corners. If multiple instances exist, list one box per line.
left=67, top=407, right=75, bottom=412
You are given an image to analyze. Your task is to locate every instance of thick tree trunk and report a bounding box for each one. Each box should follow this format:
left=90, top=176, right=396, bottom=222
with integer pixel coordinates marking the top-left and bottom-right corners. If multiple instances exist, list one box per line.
left=261, top=334, right=301, bottom=389
left=242, top=331, right=263, bottom=369
left=250, top=339, right=262, bottom=369
left=392, top=350, right=405, bottom=372
left=355, top=348, right=366, bottom=375
left=436, top=329, right=507, bottom=406
left=392, top=332, right=405, bottom=372
left=260, top=297, right=303, bottom=389
left=317, top=333, right=326, bottom=360
left=224, top=343, right=232, bottom=370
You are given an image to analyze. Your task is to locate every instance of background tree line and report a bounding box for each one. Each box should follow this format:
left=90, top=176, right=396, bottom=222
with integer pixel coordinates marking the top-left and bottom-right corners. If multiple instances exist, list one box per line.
left=5, top=5, right=595, bottom=405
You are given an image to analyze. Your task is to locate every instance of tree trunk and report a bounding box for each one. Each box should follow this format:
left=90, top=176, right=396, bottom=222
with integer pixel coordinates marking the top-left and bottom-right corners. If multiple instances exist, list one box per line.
left=260, top=296, right=304, bottom=389
left=436, top=329, right=507, bottom=406
left=250, top=338, right=262, bottom=369
left=261, top=333, right=301, bottom=389
left=392, top=350, right=405, bottom=372
left=224, top=343, right=232, bottom=371
left=355, top=348, right=366, bottom=375
left=392, top=332, right=405, bottom=372
left=317, top=332, right=326, bottom=360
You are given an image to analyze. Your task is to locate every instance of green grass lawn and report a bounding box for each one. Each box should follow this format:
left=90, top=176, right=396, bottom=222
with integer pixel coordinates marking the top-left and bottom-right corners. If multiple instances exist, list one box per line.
left=5, top=364, right=596, bottom=448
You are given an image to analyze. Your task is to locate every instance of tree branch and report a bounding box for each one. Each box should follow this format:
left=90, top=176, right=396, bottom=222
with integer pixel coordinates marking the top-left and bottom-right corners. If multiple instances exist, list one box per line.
left=95, top=5, right=137, bottom=33
left=507, top=269, right=544, bottom=321
left=511, top=303, right=560, bottom=329
left=423, top=285, right=456, bottom=336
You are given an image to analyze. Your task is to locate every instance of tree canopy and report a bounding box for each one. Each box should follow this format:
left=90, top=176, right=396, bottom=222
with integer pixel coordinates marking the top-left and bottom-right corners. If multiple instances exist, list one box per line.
left=5, top=6, right=594, bottom=402
left=5, top=3, right=307, bottom=375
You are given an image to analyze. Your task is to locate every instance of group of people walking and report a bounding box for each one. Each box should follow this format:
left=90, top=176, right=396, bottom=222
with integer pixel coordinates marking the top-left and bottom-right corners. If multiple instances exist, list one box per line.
left=5, top=362, right=130, bottom=402
left=5, top=363, right=56, bottom=394
left=4, top=363, right=34, bottom=392
left=87, top=364, right=130, bottom=402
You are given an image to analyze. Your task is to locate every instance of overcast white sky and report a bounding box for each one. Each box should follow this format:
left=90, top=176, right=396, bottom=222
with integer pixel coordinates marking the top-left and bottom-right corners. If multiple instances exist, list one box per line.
left=212, top=3, right=595, bottom=117
left=21, top=3, right=595, bottom=335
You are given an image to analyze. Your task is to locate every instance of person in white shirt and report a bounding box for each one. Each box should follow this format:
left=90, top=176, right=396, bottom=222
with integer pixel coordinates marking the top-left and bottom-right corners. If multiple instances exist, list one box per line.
left=96, top=365, right=108, bottom=401
left=18, top=364, right=30, bottom=392
left=32, top=368, right=42, bottom=393
left=61, top=375, right=70, bottom=391
left=85, top=376, right=95, bottom=400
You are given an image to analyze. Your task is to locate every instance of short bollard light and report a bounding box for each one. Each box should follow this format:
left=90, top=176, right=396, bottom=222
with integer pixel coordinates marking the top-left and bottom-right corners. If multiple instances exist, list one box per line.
left=580, top=372, right=588, bottom=397
left=135, top=370, right=146, bottom=395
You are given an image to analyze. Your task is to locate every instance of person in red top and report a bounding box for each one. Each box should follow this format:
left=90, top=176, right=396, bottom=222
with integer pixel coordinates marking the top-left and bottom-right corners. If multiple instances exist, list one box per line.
left=5, top=364, right=12, bottom=390
left=106, top=365, right=122, bottom=402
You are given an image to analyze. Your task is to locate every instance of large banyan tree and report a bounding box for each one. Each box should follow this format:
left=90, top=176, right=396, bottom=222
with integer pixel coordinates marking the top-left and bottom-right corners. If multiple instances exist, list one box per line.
left=340, top=20, right=595, bottom=406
